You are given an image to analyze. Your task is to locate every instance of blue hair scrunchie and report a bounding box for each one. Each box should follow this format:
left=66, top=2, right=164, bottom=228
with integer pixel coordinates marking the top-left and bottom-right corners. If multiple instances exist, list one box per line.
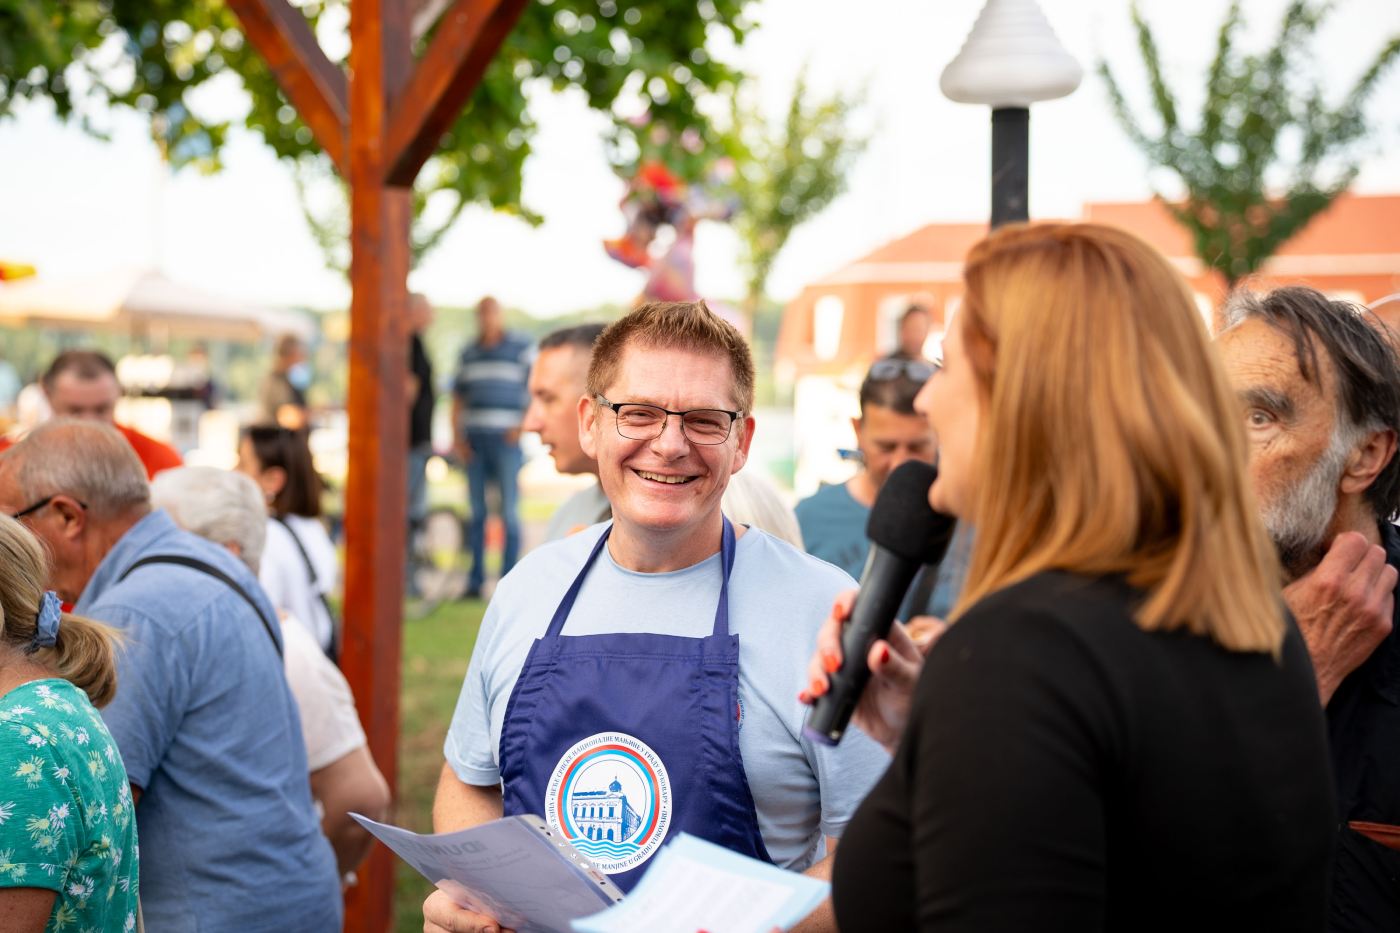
left=28, top=591, right=61, bottom=654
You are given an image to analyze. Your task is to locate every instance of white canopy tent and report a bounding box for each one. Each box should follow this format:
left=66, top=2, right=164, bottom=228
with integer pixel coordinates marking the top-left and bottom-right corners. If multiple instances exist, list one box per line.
left=0, top=267, right=316, bottom=342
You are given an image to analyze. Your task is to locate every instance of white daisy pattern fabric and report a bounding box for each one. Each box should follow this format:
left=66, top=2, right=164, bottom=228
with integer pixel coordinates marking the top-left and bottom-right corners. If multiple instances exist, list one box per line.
left=0, top=679, right=138, bottom=931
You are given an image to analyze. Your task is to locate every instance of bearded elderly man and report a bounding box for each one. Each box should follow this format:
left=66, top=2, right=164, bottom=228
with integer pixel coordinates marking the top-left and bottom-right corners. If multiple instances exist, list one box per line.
left=425, top=301, right=888, bottom=933
left=1217, top=286, right=1400, bottom=932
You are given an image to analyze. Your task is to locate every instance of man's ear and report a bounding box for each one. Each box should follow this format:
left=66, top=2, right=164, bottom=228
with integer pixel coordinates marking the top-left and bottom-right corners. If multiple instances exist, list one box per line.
left=1341, top=427, right=1398, bottom=497
left=731, top=415, right=756, bottom=473
left=850, top=416, right=864, bottom=446
left=578, top=396, right=598, bottom=460
left=50, top=495, right=88, bottom=542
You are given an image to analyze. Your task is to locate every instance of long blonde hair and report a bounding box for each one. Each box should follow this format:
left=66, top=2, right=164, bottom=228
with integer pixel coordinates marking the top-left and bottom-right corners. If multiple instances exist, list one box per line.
left=0, top=515, right=120, bottom=706
left=953, top=223, right=1284, bottom=655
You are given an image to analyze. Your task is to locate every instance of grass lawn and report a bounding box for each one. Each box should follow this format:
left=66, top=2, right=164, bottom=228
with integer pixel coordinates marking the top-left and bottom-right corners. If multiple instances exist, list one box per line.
left=392, top=596, right=486, bottom=932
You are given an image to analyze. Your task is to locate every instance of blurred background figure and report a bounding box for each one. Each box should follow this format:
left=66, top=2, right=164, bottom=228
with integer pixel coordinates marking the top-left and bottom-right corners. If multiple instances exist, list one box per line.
left=258, top=333, right=311, bottom=430
left=0, top=514, right=138, bottom=932
left=451, top=296, right=533, bottom=598
left=0, top=351, right=18, bottom=423
left=0, top=349, right=182, bottom=479
left=151, top=466, right=390, bottom=881
left=721, top=469, right=804, bottom=548
left=406, top=293, right=436, bottom=597
left=239, top=424, right=339, bottom=659
left=178, top=342, right=220, bottom=411
left=522, top=323, right=610, bottom=541
left=883, top=302, right=934, bottom=364
left=795, top=358, right=969, bottom=618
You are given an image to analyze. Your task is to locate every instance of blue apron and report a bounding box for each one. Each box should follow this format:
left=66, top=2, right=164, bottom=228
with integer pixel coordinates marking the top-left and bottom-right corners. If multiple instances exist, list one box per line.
left=498, top=518, right=772, bottom=891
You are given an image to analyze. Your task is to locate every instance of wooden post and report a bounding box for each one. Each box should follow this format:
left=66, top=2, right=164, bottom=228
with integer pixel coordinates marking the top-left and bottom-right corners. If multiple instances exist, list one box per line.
left=340, top=0, right=411, bottom=928
left=223, top=1, right=528, bottom=927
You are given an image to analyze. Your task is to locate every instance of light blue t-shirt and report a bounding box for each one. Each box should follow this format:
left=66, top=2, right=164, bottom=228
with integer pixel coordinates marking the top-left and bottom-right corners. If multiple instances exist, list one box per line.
left=76, top=510, right=341, bottom=933
left=444, top=522, right=891, bottom=871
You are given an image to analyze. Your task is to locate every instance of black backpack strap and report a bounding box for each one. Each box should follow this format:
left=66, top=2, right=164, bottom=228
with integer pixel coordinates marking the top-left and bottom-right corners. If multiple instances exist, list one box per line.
left=118, top=555, right=282, bottom=657
left=271, top=516, right=340, bottom=664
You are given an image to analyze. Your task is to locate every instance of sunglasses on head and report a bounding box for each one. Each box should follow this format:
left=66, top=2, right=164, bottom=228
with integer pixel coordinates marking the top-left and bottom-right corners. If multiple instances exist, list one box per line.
left=866, top=359, right=937, bottom=383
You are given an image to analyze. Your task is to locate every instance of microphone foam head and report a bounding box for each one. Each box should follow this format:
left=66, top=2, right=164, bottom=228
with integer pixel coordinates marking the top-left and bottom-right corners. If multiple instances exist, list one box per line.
left=866, top=460, right=957, bottom=563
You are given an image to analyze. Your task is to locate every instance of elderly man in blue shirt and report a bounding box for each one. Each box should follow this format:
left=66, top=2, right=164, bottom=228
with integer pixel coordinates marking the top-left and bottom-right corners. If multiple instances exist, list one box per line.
left=0, top=420, right=341, bottom=933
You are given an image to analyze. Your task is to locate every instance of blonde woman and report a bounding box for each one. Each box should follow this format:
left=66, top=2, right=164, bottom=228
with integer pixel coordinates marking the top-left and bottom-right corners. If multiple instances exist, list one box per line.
left=804, top=224, right=1335, bottom=930
left=0, top=514, right=138, bottom=931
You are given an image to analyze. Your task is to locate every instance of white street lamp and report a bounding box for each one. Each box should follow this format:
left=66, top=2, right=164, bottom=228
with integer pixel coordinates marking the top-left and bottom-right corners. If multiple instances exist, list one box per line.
left=940, top=0, right=1083, bottom=227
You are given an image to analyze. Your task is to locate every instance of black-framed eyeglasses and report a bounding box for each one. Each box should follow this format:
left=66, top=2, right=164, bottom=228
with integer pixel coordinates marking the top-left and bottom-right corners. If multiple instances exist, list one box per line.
left=10, top=495, right=88, bottom=522
left=597, top=396, right=742, bottom=445
left=867, top=358, right=938, bottom=383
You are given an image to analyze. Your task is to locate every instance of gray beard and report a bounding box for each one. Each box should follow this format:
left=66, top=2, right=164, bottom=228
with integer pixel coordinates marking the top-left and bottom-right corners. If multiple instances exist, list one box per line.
left=1259, top=433, right=1350, bottom=580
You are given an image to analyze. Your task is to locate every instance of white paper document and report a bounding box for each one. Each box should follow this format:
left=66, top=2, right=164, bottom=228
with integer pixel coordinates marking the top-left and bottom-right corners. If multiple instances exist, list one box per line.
left=350, top=812, right=622, bottom=933
left=571, top=834, right=829, bottom=933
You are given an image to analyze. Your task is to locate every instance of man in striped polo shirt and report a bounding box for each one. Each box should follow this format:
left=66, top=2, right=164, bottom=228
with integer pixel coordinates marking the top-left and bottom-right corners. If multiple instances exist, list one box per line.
left=451, top=296, right=533, bottom=598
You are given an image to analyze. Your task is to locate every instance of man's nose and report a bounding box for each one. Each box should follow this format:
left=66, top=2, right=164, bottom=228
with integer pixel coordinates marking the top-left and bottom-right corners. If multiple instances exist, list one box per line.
left=649, top=414, right=691, bottom=457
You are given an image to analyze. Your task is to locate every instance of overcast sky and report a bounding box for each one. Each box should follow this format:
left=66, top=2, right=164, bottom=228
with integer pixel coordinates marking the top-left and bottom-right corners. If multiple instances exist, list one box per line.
left=1, top=0, right=1396, bottom=316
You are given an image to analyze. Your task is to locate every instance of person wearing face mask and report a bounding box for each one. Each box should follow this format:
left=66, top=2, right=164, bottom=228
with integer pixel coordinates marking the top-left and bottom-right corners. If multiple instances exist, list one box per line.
left=257, top=334, right=312, bottom=431
left=804, top=223, right=1335, bottom=931
left=424, top=301, right=888, bottom=933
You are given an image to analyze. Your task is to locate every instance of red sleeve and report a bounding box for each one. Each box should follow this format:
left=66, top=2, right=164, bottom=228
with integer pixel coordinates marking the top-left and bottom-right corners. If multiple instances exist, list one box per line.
left=117, top=425, right=184, bottom=478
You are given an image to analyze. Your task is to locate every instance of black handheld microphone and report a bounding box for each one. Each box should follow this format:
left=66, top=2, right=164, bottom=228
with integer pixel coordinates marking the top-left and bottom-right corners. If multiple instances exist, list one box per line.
left=803, top=460, right=957, bottom=746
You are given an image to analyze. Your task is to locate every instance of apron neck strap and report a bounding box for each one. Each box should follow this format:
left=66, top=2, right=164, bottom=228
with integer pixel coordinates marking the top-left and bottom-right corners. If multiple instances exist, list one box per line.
left=545, top=517, right=738, bottom=639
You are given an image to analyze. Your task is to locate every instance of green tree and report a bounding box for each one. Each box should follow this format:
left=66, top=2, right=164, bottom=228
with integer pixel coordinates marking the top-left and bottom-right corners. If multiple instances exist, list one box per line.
left=1099, top=1, right=1400, bottom=287
left=1, top=0, right=751, bottom=266
left=725, top=69, right=867, bottom=314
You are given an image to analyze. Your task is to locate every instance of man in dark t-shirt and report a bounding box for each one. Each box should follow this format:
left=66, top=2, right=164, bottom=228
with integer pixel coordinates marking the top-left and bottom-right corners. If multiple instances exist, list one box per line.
left=1218, top=286, right=1400, bottom=931
left=406, top=294, right=435, bottom=595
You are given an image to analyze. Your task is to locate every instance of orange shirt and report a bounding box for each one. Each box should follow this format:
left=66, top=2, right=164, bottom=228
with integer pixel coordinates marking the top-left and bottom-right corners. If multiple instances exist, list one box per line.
left=0, top=424, right=182, bottom=480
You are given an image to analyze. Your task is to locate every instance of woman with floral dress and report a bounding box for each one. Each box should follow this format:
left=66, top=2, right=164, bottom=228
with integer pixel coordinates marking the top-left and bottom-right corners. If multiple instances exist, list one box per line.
left=0, top=514, right=138, bottom=931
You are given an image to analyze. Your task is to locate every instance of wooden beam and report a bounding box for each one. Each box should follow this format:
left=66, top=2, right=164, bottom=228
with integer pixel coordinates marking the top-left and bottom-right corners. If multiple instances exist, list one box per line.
left=382, top=0, right=529, bottom=187
left=225, top=0, right=351, bottom=176
left=342, top=0, right=412, bottom=929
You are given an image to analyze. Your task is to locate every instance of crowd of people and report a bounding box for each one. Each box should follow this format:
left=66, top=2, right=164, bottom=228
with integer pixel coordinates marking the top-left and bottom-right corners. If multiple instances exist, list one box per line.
left=0, top=220, right=1397, bottom=932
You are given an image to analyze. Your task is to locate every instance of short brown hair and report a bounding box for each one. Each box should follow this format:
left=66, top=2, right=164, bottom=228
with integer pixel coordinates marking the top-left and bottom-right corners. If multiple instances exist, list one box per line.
left=41, top=350, right=117, bottom=393
left=586, top=301, right=756, bottom=413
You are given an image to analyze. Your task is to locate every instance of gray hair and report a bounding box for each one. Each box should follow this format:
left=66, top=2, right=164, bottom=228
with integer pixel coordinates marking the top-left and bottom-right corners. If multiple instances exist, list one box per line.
left=722, top=470, right=804, bottom=549
left=150, top=467, right=267, bottom=574
left=0, top=420, right=149, bottom=519
left=1222, top=285, right=1400, bottom=521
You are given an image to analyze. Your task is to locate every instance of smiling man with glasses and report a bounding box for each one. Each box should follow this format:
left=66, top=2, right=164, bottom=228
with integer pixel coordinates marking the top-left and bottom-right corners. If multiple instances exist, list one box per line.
left=425, top=301, right=888, bottom=933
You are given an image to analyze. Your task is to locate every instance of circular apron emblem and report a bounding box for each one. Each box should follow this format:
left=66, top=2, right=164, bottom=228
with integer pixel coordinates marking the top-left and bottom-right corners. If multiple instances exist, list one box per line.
left=543, top=732, right=672, bottom=874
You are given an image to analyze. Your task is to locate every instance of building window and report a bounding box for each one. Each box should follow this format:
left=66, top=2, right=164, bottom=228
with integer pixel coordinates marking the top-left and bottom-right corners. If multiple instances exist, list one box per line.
left=813, top=296, right=845, bottom=361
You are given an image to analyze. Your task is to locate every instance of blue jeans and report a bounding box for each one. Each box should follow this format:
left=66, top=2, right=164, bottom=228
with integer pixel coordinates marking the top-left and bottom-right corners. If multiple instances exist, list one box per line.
left=407, top=443, right=432, bottom=526
left=465, top=430, right=522, bottom=590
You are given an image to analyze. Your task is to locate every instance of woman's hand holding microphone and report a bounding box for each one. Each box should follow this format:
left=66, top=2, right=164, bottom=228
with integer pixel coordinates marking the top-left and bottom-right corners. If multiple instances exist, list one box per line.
left=799, top=589, right=947, bottom=754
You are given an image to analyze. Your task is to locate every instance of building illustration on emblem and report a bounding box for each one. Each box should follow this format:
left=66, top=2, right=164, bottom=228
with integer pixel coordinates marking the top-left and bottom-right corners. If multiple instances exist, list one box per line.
left=547, top=733, right=671, bottom=873
left=568, top=776, right=642, bottom=844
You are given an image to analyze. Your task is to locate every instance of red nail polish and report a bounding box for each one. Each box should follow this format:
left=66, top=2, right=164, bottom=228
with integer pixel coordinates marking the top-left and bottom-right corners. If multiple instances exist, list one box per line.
left=879, top=645, right=891, bottom=665
left=822, top=651, right=840, bottom=673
